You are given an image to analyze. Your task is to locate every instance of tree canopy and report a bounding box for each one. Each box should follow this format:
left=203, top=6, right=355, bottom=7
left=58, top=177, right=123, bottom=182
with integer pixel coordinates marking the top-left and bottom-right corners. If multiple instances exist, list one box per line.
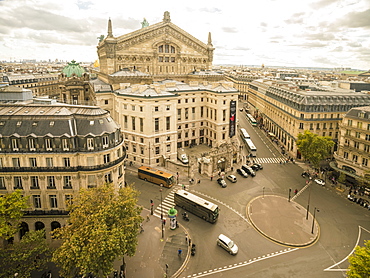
left=296, top=130, right=335, bottom=168
left=0, top=190, right=29, bottom=240
left=0, top=230, right=51, bottom=278
left=52, top=184, right=143, bottom=277
left=347, top=240, right=370, bottom=277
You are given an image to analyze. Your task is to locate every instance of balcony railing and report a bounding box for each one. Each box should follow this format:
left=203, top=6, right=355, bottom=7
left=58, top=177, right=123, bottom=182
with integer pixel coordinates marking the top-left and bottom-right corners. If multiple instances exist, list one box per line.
left=0, top=155, right=125, bottom=173
left=23, top=210, right=69, bottom=216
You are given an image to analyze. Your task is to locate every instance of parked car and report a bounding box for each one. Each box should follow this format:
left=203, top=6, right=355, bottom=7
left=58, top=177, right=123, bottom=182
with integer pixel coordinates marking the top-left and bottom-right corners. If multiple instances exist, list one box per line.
left=347, top=194, right=356, bottom=202
left=241, top=165, right=256, bottom=177
left=314, top=178, right=325, bottom=186
left=226, top=174, right=237, bottom=183
left=236, top=168, right=248, bottom=178
left=217, top=178, right=227, bottom=188
left=301, top=171, right=310, bottom=178
left=217, top=234, right=238, bottom=255
left=253, top=163, right=263, bottom=170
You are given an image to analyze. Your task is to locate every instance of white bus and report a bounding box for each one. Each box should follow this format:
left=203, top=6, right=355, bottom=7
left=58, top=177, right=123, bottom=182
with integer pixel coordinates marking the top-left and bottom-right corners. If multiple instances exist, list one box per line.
left=245, top=138, right=257, bottom=157
left=174, top=190, right=219, bottom=223
left=239, top=128, right=250, bottom=140
left=246, top=114, right=257, bottom=126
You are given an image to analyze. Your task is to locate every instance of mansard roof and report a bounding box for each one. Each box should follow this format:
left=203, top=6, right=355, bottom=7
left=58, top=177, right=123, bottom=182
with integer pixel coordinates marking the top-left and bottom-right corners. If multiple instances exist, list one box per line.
left=113, top=79, right=237, bottom=98
left=0, top=103, right=120, bottom=137
left=345, top=106, right=370, bottom=120
left=252, top=79, right=370, bottom=108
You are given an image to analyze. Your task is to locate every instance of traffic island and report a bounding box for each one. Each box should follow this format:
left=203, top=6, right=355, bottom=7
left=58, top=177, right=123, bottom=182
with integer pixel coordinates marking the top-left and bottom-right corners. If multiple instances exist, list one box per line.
left=246, top=195, right=319, bottom=247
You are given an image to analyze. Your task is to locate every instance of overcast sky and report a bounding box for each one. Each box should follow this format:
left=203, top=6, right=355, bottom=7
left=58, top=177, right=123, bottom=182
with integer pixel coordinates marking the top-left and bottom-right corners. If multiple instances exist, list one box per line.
left=0, top=0, right=369, bottom=69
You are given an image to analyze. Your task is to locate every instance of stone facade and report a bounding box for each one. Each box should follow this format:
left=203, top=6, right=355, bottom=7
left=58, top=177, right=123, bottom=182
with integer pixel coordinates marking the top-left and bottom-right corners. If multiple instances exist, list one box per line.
left=241, top=78, right=370, bottom=158
left=335, top=106, right=370, bottom=184
left=0, top=93, right=125, bottom=242
left=92, top=12, right=239, bottom=172
left=97, top=11, right=214, bottom=79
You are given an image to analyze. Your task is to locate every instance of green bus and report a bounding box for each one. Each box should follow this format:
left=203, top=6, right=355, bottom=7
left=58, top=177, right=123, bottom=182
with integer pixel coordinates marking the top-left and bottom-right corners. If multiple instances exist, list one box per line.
left=174, top=190, right=219, bottom=223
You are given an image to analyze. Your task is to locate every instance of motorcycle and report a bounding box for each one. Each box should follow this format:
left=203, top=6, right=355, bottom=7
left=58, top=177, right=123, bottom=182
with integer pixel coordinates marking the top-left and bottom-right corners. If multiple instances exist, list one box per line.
left=191, top=243, right=196, bottom=256
left=182, top=212, right=189, bottom=221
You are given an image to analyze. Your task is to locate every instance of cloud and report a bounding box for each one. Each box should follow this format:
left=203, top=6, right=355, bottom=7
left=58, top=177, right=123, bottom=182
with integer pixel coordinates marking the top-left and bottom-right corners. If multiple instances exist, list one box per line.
left=302, top=32, right=336, bottom=41
left=334, top=9, right=370, bottom=29
left=260, top=22, right=267, bottom=27
left=221, top=27, right=238, bottom=33
left=347, top=42, right=362, bottom=48
left=284, top=12, right=306, bottom=24
left=199, top=7, right=221, bottom=13
left=290, top=42, right=327, bottom=48
left=310, top=0, right=337, bottom=9
left=0, top=6, right=86, bottom=33
left=331, top=46, right=343, bottom=52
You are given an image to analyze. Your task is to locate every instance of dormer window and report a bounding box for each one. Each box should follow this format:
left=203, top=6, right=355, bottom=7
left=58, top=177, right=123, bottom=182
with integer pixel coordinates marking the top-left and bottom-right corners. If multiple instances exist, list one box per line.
left=102, top=136, right=109, bottom=148
left=12, top=138, right=19, bottom=151
left=87, top=138, right=94, bottom=150
left=45, top=138, right=52, bottom=151
left=17, top=121, right=22, bottom=126
left=62, top=138, right=69, bottom=151
left=28, top=138, right=36, bottom=151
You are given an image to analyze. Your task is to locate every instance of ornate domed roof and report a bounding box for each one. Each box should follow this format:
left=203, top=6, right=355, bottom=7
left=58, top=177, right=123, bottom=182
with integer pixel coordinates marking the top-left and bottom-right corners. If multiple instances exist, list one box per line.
left=62, top=60, right=86, bottom=77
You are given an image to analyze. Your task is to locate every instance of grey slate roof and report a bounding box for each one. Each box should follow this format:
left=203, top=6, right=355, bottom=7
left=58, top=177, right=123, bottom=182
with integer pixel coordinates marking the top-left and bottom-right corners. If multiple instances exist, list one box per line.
left=0, top=104, right=119, bottom=137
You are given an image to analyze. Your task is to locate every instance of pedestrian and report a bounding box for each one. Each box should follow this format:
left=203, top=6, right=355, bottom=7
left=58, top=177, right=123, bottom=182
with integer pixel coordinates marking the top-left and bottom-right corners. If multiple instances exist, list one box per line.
left=294, top=189, right=298, bottom=195
left=188, top=237, right=192, bottom=246
left=197, top=179, right=200, bottom=184
left=163, top=218, right=166, bottom=226
left=146, top=214, right=150, bottom=222
left=178, top=248, right=182, bottom=256
left=211, top=175, right=213, bottom=181
left=185, top=234, right=188, bottom=243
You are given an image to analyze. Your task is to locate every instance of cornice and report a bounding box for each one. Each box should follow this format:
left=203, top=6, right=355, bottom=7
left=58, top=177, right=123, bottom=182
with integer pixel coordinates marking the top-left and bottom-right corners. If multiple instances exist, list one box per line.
left=115, top=22, right=210, bottom=55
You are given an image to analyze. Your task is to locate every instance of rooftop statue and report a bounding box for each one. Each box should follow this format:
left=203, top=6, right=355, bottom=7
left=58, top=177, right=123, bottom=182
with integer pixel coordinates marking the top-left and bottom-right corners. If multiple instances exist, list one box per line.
left=141, top=18, right=149, bottom=28
left=97, top=35, right=105, bottom=42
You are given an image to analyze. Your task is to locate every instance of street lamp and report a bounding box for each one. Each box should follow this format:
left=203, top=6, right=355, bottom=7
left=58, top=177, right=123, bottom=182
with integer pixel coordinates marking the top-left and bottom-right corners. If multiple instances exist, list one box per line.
left=288, top=188, right=291, bottom=202
left=311, top=207, right=319, bottom=234
left=262, top=187, right=265, bottom=198
left=160, top=185, right=164, bottom=239
left=306, top=183, right=311, bottom=220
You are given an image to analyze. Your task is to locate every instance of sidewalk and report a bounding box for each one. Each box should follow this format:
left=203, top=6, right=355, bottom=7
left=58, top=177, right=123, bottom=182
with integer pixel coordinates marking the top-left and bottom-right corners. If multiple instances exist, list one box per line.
left=116, top=209, right=190, bottom=278
left=246, top=195, right=319, bottom=247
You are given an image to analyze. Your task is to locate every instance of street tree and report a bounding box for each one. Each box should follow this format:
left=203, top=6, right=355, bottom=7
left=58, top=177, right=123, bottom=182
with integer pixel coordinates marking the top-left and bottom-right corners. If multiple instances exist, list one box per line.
left=52, top=183, right=143, bottom=277
left=0, top=230, right=51, bottom=278
left=296, top=130, right=335, bottom=169
left=347, top=240, right=370, bottom=277
left=0, top=190, right=29, bottom=240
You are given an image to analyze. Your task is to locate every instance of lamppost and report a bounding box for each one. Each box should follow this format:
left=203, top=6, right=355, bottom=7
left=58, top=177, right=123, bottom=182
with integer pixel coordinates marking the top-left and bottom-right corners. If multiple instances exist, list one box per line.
left=306, top=184, right=311, bottom=220
left=311, top=207, right=319, bottom=234
left=263, top=187, right=265, bottom=198
left=288, top=188, right=291, bottom=202
left=160, top=185, right=164, bottom=238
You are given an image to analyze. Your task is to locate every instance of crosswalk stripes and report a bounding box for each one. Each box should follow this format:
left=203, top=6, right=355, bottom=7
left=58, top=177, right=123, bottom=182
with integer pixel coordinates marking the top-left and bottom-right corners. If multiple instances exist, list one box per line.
left=153, top=186, right=179, bottom=218
left=253, top=157, right=286, bottom=164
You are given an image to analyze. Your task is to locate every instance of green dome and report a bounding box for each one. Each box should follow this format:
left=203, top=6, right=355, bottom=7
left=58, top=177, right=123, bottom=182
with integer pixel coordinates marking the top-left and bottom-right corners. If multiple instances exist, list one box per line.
left=62, top=60, right=86, bottom=77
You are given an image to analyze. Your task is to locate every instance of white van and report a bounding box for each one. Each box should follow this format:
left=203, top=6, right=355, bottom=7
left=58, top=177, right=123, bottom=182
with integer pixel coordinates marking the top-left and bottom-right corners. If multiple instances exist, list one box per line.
left=177, top=149, right=188, bottom=164
left=217, top=234, right=238, bottom=255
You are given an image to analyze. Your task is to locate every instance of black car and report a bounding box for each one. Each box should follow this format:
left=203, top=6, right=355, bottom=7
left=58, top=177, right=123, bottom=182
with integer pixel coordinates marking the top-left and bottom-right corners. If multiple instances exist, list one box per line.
left=237, top=168, right=248, bottom=178
left=301, top=171, right=310, bottom=178
left=217, top=178, right=227, bottom=188
left=253, top=163, right=263, bottom=170
left=241, top=165, right=256, bottom=177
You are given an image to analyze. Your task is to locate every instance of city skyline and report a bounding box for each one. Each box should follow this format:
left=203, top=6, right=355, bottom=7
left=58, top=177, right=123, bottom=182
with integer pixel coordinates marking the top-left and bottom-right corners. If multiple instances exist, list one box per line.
left=0, top=0, right=369, bottom=70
